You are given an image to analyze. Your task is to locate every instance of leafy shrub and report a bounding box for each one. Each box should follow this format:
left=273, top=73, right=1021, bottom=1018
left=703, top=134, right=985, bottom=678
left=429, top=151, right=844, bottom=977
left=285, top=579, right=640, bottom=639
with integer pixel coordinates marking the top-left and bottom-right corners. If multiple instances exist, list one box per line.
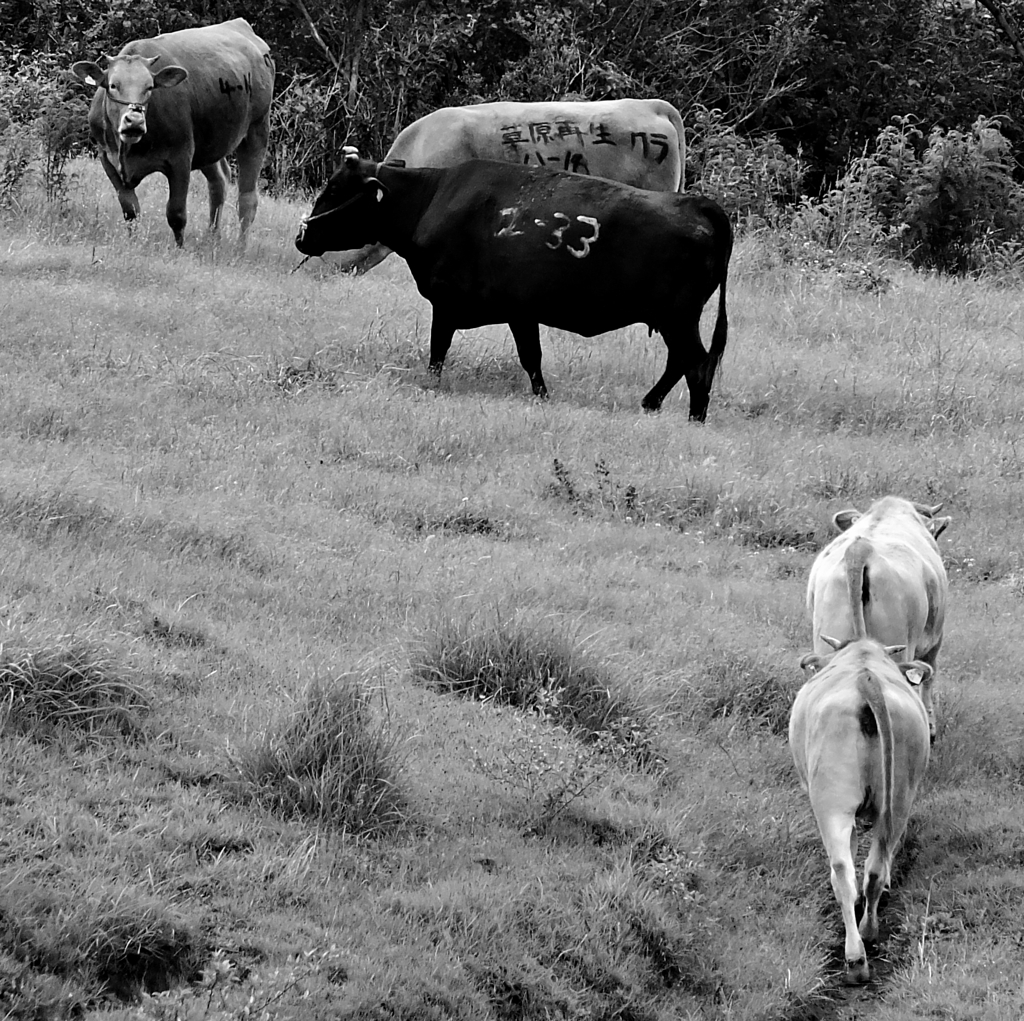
left=474, top=710, right=616, bottom=832
left=688, top=105, right=805, bottom=224
left=232, top=673, right=406, bottom=833
left=788, top=114, right=1024, bottom=276
left=0, top=46, right=91, bottom=206
left=897, top=116, right=1024, bottom=274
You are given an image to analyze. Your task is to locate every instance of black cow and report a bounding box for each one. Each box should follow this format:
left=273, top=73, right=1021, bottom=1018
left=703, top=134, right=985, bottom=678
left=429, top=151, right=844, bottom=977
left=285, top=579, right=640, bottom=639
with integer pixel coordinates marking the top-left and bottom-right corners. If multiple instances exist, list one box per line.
left=296, top=147, right=732, bottom=419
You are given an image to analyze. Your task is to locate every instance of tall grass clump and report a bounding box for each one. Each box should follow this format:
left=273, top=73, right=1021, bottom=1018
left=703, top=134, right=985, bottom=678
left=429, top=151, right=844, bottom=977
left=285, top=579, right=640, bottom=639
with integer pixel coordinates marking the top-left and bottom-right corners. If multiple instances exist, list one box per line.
left=411, top=610, right=654, bottom=765
left=0, top=632, right=150, bottom=738
left=232, top=673, right=406, bottom=833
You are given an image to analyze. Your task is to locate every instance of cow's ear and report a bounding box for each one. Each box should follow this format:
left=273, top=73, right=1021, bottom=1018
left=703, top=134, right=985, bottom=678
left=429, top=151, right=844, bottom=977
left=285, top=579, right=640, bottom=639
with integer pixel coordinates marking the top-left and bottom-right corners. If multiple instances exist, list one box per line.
left=72, top=61, right=105, bottom=87
left=929, top=515, right=951, bottom=539
left=898, top=660, right=933, bottom=687
left=153, top=65, right=188, bottom=89
left=800, top=653, right=826, bottom=675
left=833, top=509, right=861, bottom=532
left=366, top=177, right=387, bottom=203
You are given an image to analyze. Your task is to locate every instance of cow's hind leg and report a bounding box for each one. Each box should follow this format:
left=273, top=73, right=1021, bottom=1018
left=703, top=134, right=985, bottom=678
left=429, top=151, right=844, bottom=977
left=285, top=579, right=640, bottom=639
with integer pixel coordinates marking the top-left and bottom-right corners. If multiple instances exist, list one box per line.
left=200, top=159, right=231, bottom=232
left=643, top=319, right=711, bottom=420
left=509, top=320, right=548, bottom=398
left=815, top=805, right=870, bottom=984
left=428, top=314, right=457, bottom=383
left=234, top=113, right=270, bottom=240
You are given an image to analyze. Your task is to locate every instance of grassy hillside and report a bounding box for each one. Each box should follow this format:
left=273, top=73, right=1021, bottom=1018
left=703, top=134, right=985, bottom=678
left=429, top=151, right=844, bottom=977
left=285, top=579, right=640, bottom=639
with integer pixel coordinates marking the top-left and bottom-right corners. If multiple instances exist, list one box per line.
left=1, top=159, right=1022, bottom=1021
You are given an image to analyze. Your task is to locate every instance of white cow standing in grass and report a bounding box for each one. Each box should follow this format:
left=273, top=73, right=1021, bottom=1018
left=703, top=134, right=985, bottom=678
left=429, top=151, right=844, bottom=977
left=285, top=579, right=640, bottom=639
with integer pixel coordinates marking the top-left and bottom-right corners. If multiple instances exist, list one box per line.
left=806, top=496, right=950, bottom=740
left=790, top=636, right=932, bottom=984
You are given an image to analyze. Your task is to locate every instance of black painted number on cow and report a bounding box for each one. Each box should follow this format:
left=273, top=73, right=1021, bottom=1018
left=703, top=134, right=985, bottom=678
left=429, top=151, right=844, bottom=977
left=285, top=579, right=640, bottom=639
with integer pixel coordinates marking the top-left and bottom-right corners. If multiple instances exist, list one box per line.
left=219, top=73, right=253, bottom=96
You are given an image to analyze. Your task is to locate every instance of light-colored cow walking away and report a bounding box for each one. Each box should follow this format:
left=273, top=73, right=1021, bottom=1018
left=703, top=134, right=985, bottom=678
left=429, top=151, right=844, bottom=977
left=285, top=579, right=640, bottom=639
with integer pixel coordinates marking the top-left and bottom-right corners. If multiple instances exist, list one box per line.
left=790, top=636, right=932, bottom=984
left=806, top=496, right=950, bottom=739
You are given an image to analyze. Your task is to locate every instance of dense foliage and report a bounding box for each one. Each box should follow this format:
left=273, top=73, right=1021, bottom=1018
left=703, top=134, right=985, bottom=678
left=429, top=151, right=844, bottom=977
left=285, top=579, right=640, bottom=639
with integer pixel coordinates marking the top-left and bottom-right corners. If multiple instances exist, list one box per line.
left=3, top=0, right=1024, bottom=273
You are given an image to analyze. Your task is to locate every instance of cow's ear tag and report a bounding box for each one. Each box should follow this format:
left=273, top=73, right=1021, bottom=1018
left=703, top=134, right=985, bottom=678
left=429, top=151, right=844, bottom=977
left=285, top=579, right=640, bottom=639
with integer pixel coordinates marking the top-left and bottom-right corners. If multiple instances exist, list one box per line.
left=906, top=668, right=922, bottom=686
left=375, top=187, right=384, bottom=203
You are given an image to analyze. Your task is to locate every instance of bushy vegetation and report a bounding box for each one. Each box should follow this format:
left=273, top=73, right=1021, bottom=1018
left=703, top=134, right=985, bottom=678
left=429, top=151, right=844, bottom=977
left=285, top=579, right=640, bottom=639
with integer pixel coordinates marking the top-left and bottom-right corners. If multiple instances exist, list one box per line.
left=0, top=46, right=90, bottom=208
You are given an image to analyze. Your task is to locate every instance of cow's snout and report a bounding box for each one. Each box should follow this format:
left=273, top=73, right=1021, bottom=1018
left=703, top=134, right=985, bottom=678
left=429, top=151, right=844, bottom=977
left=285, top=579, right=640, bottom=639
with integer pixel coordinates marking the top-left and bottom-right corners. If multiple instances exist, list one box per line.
left=118, top=108, right=146, bottom=141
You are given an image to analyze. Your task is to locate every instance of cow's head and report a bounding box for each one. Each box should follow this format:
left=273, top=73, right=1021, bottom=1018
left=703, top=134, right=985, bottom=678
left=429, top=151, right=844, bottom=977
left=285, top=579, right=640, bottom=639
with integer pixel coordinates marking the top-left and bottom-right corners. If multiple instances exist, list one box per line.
left=799, top=635, right=908, bottom=675
left=72, top=54, right=188, bottom=144
left=833, top=498, right=950, bottom=539
left=296, top=146, right=387, bottom=257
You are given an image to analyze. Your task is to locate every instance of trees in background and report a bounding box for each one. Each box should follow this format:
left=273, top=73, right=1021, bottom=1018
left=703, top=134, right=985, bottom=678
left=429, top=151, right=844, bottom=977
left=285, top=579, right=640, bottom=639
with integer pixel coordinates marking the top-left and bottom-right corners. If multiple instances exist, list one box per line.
left=3, top=0, right=1024, bottom=272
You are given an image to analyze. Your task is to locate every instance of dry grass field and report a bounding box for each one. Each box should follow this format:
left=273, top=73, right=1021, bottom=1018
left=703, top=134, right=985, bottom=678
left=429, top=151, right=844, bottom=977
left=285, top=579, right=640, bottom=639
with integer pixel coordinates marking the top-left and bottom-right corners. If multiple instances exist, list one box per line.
left=1, top=159, right=1023, bottom=1020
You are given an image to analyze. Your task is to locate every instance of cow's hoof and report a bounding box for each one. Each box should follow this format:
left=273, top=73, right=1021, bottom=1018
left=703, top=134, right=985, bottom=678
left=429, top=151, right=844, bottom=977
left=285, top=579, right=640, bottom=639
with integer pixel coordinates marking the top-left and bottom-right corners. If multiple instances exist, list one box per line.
left=843, top=959, right=870, bottom=985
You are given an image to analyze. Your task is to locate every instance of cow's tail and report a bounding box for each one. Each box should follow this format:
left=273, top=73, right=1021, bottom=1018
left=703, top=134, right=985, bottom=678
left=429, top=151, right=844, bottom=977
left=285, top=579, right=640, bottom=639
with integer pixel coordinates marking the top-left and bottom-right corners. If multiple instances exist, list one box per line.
left=857, top=670, right=895, bottom=854
left=844, top=537, right=872, bottom=641
left=703, top=201, right=732, bottom=389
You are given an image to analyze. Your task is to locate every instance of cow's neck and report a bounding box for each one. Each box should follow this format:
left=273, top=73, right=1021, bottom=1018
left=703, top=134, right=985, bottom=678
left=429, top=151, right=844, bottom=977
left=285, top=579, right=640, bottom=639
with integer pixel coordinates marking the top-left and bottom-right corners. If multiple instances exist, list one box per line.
left=374, top=165, right=442, bottom=254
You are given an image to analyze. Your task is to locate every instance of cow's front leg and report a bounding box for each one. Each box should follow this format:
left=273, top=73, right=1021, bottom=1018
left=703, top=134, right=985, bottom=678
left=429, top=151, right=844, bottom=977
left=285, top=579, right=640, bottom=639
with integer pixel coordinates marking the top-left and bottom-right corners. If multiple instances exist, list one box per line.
left=509, top=320, right=548, bottom=397
left=164, top=163, right=192, bottom=247
left=99, top=151, right=140, bottom=223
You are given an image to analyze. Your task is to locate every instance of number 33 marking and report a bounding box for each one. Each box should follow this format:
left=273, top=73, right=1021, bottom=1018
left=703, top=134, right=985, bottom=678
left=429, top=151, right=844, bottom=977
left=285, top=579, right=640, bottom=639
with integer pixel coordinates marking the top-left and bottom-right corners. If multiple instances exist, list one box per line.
left=545, top=213, right=601, bottom=258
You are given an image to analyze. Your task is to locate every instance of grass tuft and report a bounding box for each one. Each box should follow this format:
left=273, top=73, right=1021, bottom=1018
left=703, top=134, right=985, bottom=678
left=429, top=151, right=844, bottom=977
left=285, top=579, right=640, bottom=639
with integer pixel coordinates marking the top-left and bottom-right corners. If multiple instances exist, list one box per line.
left=85, top=904, right=203, bottom=1001
left=411, top=611, right=656, bottom=766
left=0, top=635, right=150, bottom=739
left=0, top=884, right=203, bottom=1008
left=685, top=649, right=799, bottom=736
left=231, top=673, right=406, bottom=834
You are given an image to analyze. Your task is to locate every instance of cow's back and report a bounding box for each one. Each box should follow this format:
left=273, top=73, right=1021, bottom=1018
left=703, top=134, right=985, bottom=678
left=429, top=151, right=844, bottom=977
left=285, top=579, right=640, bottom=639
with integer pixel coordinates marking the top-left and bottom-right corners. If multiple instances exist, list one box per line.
left=400, top=160, right=722, bottom=336
left=808, top=501, right=947, bottom=658
left=119, top=19, right=274, bottom=168
left=385, top=99, right=685, bottom=191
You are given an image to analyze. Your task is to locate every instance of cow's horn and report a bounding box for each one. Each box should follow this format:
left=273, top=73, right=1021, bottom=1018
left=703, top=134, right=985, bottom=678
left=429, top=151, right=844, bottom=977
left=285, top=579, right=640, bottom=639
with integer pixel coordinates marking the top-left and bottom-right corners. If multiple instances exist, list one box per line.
left=342, top=145, right=360, bottom=166
left=820, top=634, right=844, bottom=650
